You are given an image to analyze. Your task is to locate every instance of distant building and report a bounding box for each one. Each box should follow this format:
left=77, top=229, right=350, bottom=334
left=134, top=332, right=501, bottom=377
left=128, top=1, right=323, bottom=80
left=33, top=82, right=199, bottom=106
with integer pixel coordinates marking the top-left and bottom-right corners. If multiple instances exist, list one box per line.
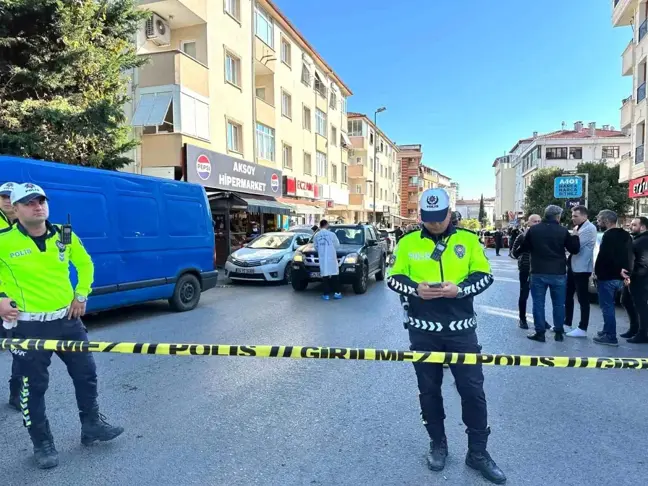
left=456, top=197, right=495, bottom=225
left=493, top=155, right=516, bottom=223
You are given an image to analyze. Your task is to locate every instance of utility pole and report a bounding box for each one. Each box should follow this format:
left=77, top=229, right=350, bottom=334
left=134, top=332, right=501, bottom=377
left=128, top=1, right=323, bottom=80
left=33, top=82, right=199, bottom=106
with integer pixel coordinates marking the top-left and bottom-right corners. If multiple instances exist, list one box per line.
left=372, top=107, right=386, bottom=223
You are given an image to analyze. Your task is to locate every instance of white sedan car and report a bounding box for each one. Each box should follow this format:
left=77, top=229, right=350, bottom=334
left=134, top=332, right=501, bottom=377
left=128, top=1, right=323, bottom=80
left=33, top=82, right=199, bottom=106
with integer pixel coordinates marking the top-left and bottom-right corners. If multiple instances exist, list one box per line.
left=224, top=232, right=311, bottom=283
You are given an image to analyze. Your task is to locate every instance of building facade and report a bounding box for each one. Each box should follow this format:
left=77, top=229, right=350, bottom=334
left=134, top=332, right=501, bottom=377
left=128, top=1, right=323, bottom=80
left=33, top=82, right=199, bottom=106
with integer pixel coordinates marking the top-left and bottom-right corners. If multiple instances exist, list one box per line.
left=127, top=0, right=354, bottom=261
left=346, top=113, right=400, bottom=225
left=612, top=0, right=648, bottom=213
left=455, top=198, right=495, bottom=225
left=493, top=155, right=516, bottom=223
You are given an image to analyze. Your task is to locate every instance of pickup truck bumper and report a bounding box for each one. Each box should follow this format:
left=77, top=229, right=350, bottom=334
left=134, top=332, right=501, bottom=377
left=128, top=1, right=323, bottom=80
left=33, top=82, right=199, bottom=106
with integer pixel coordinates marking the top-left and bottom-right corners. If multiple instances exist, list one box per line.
left=292, top=262, right=361, bottom=284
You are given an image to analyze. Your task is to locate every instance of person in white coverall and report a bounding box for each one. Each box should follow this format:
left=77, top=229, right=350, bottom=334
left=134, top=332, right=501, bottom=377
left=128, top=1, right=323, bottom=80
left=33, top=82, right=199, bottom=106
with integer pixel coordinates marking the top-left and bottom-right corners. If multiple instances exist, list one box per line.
left=313, top=219, right=341, bottom=300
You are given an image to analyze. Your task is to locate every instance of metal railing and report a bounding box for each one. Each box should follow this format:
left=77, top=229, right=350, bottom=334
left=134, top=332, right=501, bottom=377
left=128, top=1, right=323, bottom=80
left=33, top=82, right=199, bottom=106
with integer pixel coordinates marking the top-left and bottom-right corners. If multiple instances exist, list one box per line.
left=638, top=82, right=647, bottom=103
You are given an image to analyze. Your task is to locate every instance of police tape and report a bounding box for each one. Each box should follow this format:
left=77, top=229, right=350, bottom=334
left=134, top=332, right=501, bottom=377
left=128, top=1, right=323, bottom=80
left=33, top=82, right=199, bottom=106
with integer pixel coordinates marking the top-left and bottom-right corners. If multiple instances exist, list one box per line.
left=1, top=338, right=648, bottom=369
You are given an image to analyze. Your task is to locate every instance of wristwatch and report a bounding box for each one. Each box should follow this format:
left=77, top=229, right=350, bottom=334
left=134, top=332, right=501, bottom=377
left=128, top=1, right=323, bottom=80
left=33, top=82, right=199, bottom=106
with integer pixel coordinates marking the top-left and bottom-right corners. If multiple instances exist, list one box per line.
left=75, top=294, right=87, bottom=303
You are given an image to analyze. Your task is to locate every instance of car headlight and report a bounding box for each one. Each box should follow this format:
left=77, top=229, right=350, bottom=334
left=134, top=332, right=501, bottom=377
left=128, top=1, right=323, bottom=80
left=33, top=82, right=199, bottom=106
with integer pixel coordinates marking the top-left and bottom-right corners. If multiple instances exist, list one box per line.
left=293, top=252, right=304, bottom=262
left=226, top=255, right=234, bottom=263
left=260, top=255, right=284, bottom=265
left=343, top=253, right=359, bottom=264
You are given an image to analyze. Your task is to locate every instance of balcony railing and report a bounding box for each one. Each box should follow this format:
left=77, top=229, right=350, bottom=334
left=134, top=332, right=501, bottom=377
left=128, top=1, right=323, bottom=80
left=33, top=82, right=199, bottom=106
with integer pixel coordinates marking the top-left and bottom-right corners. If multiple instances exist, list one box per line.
left=640, top=19, right=648, bottom=43
left=636, top=145, right=645, bottom=164
left=638, top=82, right=647, bottom=103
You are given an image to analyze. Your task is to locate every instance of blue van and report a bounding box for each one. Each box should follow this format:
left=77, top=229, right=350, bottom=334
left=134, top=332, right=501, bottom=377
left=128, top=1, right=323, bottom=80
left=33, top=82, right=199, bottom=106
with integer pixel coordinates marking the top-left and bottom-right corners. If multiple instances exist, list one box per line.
left=0, top=156, right=217, bottom=312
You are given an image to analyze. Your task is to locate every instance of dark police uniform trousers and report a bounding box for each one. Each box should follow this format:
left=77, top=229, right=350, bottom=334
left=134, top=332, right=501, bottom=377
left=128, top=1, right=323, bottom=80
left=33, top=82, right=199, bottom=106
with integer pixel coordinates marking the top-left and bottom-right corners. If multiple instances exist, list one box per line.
left=2, top=328, right=23, bottom=387
left=408, top=327, right=489, bottom=448
left=11, top=317, right=98, bottom=428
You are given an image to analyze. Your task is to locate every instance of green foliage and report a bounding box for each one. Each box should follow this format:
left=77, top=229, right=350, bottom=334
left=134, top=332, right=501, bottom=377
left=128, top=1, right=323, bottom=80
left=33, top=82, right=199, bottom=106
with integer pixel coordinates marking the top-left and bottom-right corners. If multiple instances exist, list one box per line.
left=478, top=194, right=487, bottom=227
left=460, top=218, right=481, bottom=231
left=0, top=0, right=148, bottom=169
left=523, top=163, right=631, bottom=224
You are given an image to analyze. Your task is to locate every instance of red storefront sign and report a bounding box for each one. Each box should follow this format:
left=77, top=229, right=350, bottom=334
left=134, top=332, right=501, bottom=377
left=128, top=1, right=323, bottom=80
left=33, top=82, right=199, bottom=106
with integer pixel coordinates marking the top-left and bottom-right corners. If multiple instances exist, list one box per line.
left=283, top=176, right=315, bottom=198
left=326, top=200, right=334, bottom=209
left=629, top=176, right=648, bottom=198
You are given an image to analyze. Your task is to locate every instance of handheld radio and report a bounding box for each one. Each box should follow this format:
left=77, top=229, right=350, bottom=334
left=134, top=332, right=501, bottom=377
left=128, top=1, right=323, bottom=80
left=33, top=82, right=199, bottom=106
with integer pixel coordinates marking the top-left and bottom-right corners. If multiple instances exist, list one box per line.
left=60, top=214, right=72, bottom=245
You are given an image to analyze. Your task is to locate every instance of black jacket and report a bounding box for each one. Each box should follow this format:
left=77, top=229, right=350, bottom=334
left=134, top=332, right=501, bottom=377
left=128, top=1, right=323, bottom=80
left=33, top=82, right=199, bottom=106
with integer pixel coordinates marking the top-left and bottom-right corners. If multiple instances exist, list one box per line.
left=520, top=219, right=580, bottom=275
left=631, top=232, right=648, bottom=279
left=511, top=232, right=530, bottom=272
left=595, top=228, right=633, bottom=281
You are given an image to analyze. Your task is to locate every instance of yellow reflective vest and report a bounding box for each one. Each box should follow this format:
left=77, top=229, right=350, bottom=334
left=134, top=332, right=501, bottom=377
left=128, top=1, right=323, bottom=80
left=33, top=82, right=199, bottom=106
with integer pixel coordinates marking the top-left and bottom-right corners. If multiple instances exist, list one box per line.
left=0, top=222, right=94, bottom=313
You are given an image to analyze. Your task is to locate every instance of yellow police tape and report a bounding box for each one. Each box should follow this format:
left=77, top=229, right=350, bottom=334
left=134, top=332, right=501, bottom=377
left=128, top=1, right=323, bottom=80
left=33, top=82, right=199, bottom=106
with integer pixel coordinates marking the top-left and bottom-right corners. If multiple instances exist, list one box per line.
left=1, top=338, right=648, bottom=369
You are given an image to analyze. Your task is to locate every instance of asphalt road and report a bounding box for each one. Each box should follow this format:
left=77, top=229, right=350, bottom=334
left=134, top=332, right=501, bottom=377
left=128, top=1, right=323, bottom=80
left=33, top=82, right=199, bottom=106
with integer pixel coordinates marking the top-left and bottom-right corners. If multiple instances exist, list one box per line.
left=1, top=248, right=647, bottom=485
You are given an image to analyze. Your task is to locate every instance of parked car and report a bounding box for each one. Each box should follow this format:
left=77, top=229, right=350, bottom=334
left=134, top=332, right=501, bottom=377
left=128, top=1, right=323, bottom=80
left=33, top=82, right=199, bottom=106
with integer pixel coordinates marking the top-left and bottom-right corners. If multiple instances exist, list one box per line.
left=0, top=155, right=218, bottom=313
left=378, top=229, right=395, bottom=253
left=225, top=232, right=311, bottom=283
left=290, top=224, right=388, bottom=294
left=287, top=225, right=316, bottom=234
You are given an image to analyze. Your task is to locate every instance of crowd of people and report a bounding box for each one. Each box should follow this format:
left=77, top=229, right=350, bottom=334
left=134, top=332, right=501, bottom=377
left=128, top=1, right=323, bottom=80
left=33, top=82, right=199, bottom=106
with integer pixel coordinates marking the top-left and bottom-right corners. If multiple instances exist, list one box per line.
left=509, top=204, right=648, bottom=346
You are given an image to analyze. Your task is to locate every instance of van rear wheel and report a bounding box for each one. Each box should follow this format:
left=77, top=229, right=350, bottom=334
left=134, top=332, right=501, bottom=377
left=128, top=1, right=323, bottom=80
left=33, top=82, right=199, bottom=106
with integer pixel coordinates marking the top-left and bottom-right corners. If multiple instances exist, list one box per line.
left=169, top=273, right=201, bottom=312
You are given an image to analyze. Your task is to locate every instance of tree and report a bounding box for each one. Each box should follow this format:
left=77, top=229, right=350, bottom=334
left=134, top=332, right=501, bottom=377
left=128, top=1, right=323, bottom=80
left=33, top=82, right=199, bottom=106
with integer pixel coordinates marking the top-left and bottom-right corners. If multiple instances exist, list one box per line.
left=478, top=194, right=487, bottom=227
left=523, top=163, right=632, bottom=224
left=460, top=218, right=481, bottom=231
left=0, top=0, right=148, bottom=169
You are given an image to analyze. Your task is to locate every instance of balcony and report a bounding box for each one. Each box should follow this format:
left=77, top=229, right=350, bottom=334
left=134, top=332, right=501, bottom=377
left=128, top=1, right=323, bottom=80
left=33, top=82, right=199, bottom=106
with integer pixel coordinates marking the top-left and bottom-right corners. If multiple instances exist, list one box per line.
left=348, top=164, right=367, bottom=178
left=622, top=40, right=634, bottom=76
left=618, top=151, right=634, bottom=182
left=621, top=96, right=634, bottom=128
left=139, top=0, right=207, bottom=28
left=139, top=50, right=208, bottom=98
left=350, top=136, right=366, bottom=150
left=638, top=82, right=647, bottom=103
left=613, top=0, right=634, bottom=27
left=349, top=194, right=365, bottom=207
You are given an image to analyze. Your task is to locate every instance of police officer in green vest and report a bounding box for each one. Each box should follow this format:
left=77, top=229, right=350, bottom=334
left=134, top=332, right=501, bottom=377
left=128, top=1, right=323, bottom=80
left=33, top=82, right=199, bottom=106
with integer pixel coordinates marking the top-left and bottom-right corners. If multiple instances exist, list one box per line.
left=0, top=181, right=22, bottom=410
left=387, top=188, right=506, bottom=484
left=0, top=183, right=123, bottom=469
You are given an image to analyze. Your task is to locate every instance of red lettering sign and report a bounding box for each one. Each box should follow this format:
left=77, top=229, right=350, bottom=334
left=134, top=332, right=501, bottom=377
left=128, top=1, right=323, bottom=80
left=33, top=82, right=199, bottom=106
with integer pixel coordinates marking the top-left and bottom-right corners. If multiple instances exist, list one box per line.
left=283, top=176, right=296, bottom=196
left=629, top=176, right=648, bottom=198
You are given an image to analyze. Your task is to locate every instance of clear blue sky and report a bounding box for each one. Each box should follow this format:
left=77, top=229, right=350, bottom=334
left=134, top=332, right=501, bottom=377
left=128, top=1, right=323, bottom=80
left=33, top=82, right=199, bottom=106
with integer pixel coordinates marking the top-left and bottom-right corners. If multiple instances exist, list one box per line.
left=277, top=0, right=632, bottom=199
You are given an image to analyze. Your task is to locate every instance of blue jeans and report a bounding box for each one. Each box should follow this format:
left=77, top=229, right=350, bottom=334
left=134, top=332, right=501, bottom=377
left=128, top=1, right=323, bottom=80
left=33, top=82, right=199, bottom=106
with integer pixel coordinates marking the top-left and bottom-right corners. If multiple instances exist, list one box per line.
left=530, top=274, right=567, bottom=333
left=597, top=280, right=623, bottom=340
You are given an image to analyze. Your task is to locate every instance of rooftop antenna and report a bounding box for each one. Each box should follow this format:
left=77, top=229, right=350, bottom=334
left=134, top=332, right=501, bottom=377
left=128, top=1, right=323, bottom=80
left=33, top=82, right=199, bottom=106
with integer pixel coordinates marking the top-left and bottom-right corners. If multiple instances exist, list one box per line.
left=562, top=121, right=566, bottom=131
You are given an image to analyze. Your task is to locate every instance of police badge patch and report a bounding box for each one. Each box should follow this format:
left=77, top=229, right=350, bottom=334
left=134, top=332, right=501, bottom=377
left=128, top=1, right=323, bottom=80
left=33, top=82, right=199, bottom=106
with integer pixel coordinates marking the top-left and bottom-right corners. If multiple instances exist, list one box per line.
left=56, top=240, right=66, bottom=261
left=454, top=244, right=466, bottom=259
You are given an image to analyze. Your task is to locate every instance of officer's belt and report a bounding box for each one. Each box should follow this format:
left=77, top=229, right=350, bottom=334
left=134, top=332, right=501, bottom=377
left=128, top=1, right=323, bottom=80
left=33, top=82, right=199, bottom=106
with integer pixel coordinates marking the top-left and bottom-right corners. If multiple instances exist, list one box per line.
left=407, top=316, right=476, bottom=332
left=18, top=307, right=69, bottom=322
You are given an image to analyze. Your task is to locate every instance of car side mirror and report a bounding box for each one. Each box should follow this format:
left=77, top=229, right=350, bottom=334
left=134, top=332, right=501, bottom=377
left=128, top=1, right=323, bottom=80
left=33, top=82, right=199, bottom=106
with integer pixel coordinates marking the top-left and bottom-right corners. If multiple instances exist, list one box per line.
left=368, top=239, right=378, bottom=246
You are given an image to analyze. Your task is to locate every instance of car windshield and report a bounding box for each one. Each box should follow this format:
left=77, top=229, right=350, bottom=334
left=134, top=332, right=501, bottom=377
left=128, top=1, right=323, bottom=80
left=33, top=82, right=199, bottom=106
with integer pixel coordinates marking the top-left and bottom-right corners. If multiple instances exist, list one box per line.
left=247, top=234, right=293, bottom=250
left=332, top=228, right=365, bottom=245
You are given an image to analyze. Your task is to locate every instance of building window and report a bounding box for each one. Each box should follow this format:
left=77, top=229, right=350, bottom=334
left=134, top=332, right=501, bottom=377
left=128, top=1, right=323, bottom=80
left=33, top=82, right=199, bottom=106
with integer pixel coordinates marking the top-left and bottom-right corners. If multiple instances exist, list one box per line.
left=342, top=163, right=348, bottom=184
left=255, top=87, right=266, bottom=101
left=303, top=106, right=311, bottom=131
left=368, top=183, right=373, bottom=197
left=280, top=38, right=291, bottom=66
left=409, top=176, right=419, bottom=185
left=314, top=72, right=327, bottom=98
left=283, top=144, right=293, bottom=169
left=281, top=90, right=292, bottom=119
left=316, top=151, right=327, bottom=177
left=341, top=96, right=347, bottom=114
left=181, top=41, right=197, bottom=59
left=224, top=0, right=240, bottom=20
left=179, top=92, right=210, bottom=140
left=256, top=123, right=275, bottom=161
left=369, top=131, right=374, bottom=145
left=225, top=51, right=241, bottom=87
left=332, top=164, right=338, bottom=183
left=348, top=119, right=365, bottom=136
left=546, top=147, right=567, bottom=159
left=330, top=91, right=337, bottom=110
left=602, top=146, right=620, bottom=158
left=254, top=6, right=274, bottom=48
left=369, top=157, right=373, bottom=171
left=331, top=126, right=337, bottom=146
left=301, top=64, right=311, bottom=86
left=135, top=91, right=175, bottom=134
left=355, top=184, right=362, bottom=194
left=304, top=152, right=312, bottom=175
left=226, top=120, right=242, bottom=153
left=315, top=108, right=327, bottom=137
left=569, top=147, right=583, bottom=159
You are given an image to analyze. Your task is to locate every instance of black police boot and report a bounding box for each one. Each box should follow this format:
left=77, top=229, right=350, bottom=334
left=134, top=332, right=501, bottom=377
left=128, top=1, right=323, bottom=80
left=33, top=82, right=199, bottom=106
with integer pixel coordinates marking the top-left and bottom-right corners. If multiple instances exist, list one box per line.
left=80, top=410, right=124, bottom=446
left=28, top=420, right=59, bottom=469
left=426, top=437, right=448, bottom=471
left=526, top=332, right=545, bottom=342
left=8, top=378, right=21, bottom=411
left=466, top=428, right=506, bottom=484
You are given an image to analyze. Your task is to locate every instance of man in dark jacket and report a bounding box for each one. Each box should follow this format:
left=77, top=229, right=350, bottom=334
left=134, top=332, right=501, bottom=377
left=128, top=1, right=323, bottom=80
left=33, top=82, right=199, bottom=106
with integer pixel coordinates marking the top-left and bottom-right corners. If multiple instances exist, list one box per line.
left=592, top=210, right=634, bottom=346
left=511, top=214, right=541, bottom=329
left=520, top=205, right=580, bottom=342
left=621, top=217, right=648, bottom=343
left=493, top=229, right=503, bottom=256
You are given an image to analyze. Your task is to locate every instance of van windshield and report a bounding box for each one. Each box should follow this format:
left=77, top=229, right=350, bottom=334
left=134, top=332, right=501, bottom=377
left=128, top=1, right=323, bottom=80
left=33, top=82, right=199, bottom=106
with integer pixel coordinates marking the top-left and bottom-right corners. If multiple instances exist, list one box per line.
left=248, top=234, right=293, bottom=250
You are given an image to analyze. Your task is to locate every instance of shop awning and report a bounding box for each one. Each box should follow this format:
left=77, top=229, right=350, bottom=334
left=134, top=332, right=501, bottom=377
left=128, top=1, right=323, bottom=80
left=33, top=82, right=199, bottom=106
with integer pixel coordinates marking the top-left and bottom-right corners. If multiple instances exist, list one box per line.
left=293, top=204, right=324, bottom=215
left=238, top=194, right=292, bottom=216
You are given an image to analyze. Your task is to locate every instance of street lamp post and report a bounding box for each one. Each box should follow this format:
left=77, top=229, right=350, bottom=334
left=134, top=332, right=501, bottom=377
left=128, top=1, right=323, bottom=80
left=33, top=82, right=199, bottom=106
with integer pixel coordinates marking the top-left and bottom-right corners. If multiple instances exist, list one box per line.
left=372, top=107, right=386, bottom=224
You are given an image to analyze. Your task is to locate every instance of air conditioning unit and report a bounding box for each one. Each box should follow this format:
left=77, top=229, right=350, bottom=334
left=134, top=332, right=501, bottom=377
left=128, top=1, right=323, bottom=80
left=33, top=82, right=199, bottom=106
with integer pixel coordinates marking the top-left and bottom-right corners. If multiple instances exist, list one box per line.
left=145, top=13, right=171, bottom=46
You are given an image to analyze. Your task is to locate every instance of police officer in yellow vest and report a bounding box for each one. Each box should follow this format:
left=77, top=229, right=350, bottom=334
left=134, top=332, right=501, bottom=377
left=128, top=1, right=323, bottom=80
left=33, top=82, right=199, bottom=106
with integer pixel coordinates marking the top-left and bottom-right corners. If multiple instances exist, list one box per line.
left=387, top=188, right=506, bottom=484
left=0, top=181, right=23, bottom=410
left=0, top=183, right=123, bottom=469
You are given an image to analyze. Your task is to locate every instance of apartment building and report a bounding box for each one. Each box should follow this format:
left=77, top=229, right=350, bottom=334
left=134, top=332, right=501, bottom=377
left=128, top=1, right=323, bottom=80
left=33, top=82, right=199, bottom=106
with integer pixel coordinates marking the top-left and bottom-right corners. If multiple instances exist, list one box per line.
left=612, top=0, right=648, bottom=210
left=493, top=155, right=516, bottom=223
left=456, top=198, right=495, bottom=225
left=127, top=0, right=353, bottom=252
left=516, top=122, right=630, bottom=209
left=508, top=137, right=533, bottom=215
left=347, top=113, right=400, bottom=225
